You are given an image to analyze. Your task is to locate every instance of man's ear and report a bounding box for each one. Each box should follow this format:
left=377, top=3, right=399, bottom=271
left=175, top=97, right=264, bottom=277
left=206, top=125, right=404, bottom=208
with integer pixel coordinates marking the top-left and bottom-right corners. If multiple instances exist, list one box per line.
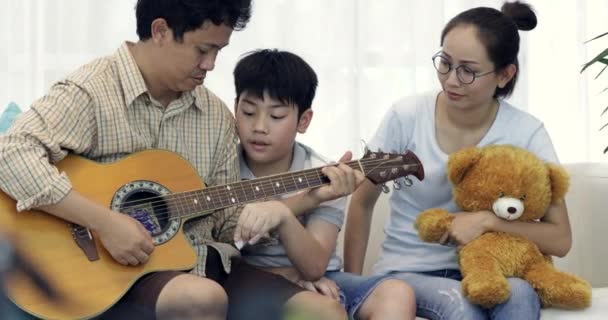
left=497, top=64, right=517, bottom=89
left=297, top=109, right=313, bottom=133
left=150, top=18, right=170, bottom=44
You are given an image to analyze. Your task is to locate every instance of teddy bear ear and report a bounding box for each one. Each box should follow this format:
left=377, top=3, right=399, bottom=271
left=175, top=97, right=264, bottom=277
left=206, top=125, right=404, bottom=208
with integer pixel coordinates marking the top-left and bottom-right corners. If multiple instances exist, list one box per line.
left=447, top=147, right=483, bottom=185
left=547, top=163, right=570, bottom=203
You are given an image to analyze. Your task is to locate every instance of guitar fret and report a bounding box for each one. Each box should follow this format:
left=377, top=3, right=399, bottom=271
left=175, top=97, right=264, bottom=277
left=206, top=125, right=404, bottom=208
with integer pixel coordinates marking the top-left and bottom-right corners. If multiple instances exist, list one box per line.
left=237, top=181, right=248, bottom=203
left=169, top=153, right=418, bottom=219
left=289, top=174, right=298, bottom=193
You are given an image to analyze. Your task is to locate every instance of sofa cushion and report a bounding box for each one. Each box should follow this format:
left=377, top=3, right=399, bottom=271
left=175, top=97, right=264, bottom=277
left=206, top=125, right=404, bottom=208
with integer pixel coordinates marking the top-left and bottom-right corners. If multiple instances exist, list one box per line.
left=0, top=102, right=21, bottom=134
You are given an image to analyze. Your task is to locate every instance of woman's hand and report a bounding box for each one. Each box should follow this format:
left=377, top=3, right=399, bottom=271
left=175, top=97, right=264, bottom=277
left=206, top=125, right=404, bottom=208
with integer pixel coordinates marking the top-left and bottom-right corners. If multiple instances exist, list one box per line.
left=440, top=210, right=498, bottom=248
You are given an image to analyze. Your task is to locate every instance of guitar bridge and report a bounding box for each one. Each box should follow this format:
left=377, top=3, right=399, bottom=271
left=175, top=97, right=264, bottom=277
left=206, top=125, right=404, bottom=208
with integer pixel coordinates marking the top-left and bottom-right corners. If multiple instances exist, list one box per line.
left=71, top=224, right=99, bottom=261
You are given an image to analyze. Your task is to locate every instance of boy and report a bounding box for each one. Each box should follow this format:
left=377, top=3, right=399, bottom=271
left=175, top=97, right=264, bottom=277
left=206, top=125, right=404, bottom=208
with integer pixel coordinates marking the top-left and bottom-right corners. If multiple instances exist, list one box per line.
left=232, top=49, right=417, bottom=320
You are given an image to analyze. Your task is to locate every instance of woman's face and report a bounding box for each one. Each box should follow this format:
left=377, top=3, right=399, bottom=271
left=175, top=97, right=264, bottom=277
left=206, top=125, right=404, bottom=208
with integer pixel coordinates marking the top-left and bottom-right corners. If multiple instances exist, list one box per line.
left=437, top=24, right=511, bottom=110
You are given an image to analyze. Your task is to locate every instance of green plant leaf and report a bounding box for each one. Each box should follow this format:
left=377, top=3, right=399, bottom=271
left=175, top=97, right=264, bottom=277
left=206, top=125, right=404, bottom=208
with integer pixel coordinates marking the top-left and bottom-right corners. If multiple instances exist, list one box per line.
left=585, top=31, right=608, bottom=43
left=596, top=65, right=607, bottom=79
left=604, top=144, right=608, bottom=154
left=601, top=105, right=608, bottom=116
left=600, top=122, right=608, bottom=131
left=581, top=48, right=608, bottom=73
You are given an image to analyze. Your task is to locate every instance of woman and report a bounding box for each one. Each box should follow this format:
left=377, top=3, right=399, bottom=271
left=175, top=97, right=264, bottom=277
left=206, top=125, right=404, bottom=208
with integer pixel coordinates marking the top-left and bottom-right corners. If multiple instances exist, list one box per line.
left=344, top=2, right=571, bottom=319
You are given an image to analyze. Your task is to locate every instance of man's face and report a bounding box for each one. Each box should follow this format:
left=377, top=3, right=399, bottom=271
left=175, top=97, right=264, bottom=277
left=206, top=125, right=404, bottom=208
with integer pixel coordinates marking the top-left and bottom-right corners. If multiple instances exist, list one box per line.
left=159, top=20, right=233, bottom=93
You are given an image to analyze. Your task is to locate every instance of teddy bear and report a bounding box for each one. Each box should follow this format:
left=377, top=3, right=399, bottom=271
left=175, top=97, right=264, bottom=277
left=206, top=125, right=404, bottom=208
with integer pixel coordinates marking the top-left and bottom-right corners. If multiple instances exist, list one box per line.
left=415, top=144, right=591, bottom=309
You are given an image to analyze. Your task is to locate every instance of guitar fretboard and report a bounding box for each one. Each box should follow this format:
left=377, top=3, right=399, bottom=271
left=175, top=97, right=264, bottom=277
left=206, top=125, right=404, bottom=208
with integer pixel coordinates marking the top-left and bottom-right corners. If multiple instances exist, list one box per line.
left=165, top=160, right=361, bottom=218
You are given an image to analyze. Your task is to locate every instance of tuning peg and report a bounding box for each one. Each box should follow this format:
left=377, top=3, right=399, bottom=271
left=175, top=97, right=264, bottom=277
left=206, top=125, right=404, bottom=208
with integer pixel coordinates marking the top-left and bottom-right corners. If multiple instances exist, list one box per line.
left=360, top=139, right=369, bottom=155
left=393, top=180, right=402, bottom=190
left=381, top=184, right=390, bottom=193
left=403, top=177, right=413, bottom=187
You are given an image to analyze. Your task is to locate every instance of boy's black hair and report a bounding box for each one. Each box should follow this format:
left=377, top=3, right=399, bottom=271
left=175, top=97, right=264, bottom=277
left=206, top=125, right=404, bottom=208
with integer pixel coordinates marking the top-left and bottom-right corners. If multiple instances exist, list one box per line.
left=136, top=0, right=252, bottom=42
left=441, top=1, right=536, bottom=98
left=233, top=49, right=318, bottom=119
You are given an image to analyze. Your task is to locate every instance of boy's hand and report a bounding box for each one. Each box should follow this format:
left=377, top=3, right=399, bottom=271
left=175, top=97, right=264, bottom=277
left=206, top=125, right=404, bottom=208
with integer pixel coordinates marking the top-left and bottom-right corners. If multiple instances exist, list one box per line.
left=234, top=200, right=292, bottom=246
left=297, top=277, right=340, bottom=301
left=307, top=151, right=366, bottom=205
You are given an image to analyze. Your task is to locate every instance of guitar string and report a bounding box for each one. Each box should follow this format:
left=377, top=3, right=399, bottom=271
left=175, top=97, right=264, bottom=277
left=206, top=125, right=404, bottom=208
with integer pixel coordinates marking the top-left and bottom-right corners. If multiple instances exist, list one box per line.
left=115, top=157, right=420, bottom=208
left=98, top=157, right=417, bottom=211
left=72, top=161, right=422, bottom=238
left=72, top=163, right=421, bottom=238
left=72, top=159, right=423, bottom=238
left=72, top=158, right=422, bottom=237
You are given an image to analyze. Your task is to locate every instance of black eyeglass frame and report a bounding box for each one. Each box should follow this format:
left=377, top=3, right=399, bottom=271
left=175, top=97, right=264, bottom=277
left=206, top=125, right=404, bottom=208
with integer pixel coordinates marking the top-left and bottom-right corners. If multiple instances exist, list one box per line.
left=431, top=52, right=496, bottom=84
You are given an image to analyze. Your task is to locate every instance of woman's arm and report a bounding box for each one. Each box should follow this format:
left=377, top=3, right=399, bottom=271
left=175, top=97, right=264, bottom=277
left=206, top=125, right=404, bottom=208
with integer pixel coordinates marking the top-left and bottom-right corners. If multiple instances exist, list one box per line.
left=448, top=200, right=572, bottom=257
left=487, top=200, right=571, bottom=257
left=343, top=180, right=382, bottom=274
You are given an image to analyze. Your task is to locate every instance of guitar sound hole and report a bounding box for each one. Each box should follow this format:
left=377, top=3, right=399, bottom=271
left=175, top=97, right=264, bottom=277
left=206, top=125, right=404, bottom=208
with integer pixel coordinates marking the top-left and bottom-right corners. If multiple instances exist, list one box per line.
left=120, top=191, right=169, bottom=237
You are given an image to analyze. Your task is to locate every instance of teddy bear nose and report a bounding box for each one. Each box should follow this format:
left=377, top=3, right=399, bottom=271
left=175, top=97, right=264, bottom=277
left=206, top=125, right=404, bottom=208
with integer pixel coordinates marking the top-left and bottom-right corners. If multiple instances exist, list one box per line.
left=508, top=207, right=517, bottom=214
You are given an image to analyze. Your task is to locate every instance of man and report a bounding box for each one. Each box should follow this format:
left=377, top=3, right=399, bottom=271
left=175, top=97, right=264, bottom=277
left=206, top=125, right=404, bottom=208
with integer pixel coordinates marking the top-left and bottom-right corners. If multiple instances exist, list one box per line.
left=0, top=1, right=252, bottom=319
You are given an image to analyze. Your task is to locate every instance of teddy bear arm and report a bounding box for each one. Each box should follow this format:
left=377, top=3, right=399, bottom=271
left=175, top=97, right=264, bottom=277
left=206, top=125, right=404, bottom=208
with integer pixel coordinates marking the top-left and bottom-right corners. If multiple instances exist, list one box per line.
left=415, top=209, right=453, bottom=242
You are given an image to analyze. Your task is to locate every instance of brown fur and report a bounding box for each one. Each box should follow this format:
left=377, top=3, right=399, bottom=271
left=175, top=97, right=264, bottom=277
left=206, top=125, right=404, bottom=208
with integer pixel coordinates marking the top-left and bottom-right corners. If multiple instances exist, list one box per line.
left=414, top=145, right=591, bottom=309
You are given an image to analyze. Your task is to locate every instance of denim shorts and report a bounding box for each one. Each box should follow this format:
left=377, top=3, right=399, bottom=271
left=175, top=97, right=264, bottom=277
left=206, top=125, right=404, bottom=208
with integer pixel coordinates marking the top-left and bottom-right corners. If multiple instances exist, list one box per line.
left=390, top=269, right=541, bottom=320
left=325, top=271, right=395, bottom=319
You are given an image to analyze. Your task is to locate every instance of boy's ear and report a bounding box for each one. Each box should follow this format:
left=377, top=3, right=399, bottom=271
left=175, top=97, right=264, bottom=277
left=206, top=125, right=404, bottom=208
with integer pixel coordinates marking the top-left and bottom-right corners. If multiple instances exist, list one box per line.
left=233, top=98, right=239, bottom=114
left=297, top=109, right=313, bottom=133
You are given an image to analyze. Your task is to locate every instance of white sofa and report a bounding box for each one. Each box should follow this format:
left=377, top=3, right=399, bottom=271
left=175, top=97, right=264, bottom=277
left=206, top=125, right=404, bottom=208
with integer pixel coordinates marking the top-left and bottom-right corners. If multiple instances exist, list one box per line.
left=340, top=162, right=608, bottom=319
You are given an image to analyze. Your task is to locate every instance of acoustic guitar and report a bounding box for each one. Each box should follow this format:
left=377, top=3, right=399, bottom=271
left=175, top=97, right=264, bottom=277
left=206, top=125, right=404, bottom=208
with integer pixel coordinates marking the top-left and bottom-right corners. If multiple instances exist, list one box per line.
left=0, top=148, right=424, bottom=319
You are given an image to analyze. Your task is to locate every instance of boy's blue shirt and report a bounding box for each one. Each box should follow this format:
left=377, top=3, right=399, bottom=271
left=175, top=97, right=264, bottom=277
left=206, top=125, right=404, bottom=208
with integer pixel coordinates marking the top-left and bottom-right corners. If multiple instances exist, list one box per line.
left=238, top=141, right=345, bottom=271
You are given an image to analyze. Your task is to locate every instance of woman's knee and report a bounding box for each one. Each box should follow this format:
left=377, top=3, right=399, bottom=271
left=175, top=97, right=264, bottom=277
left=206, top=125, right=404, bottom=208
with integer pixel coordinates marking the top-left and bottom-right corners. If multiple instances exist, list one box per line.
left=505, top=278, right=540, bottom=306
left=372, top=279, right=416, bottom=307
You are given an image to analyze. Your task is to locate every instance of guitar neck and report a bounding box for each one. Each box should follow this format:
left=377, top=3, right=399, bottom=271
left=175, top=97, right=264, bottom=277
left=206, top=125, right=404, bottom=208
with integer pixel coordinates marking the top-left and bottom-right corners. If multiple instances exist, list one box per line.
left=168, top=160, right=362, bottom=218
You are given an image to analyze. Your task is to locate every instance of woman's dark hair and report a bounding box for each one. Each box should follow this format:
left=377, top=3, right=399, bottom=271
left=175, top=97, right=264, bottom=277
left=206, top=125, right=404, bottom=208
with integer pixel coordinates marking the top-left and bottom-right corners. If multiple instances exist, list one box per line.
left=440, top=1, right=537, bottom=98
left=136, top=0, right=252, bottom=42
left=234, top=49, right=318, bottom=119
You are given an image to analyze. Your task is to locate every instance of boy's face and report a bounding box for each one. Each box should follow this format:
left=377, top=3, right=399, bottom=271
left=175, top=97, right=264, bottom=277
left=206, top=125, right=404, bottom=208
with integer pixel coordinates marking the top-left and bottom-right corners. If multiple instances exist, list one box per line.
left=235, top=90, right=312, bottom=173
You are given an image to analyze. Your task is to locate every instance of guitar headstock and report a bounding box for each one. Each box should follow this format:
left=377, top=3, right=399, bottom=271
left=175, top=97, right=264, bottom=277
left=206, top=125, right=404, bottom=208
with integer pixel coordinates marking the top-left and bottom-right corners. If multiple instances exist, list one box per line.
left=360, top=150, right=425, bottom=185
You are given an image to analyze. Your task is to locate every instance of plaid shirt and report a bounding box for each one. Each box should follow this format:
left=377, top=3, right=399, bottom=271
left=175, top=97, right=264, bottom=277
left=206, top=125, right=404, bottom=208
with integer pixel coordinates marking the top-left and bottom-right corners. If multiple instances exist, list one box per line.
left=0, top=42, right=241, bottom=276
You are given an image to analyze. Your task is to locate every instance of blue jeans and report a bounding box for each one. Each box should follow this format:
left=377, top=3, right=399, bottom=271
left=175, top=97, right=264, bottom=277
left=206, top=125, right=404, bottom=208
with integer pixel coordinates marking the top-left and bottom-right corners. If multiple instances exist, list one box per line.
left=325, top=271, right=395, bottom=319
left=391, top=269, right=540, bottom=320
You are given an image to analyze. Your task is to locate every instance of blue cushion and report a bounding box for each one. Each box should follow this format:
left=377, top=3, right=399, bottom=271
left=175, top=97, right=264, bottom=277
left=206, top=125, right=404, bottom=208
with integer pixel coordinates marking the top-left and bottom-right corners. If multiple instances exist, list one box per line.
left=0, top=102, right=22, bottom=134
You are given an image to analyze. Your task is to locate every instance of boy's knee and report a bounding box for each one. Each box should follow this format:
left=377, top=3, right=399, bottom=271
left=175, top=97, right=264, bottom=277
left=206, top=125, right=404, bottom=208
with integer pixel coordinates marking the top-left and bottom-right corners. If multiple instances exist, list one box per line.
left=287, top=291, right=347, bottom=320
left=358, top=279, right=416, bottom=319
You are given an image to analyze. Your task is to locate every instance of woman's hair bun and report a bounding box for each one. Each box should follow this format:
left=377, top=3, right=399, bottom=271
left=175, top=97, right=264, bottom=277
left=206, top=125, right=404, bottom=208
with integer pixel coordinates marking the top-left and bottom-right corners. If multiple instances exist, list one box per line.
left=501, top=1, right=537, bottom=31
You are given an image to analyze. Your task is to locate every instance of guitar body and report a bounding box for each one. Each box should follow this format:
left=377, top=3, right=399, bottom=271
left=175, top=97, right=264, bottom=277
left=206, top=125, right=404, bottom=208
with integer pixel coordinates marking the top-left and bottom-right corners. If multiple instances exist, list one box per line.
left=0, top=150, right=202, bottom=320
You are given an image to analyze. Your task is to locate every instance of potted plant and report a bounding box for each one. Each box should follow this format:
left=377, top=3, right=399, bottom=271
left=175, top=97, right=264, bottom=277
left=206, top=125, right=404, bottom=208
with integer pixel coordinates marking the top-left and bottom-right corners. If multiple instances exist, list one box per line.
left=581, top=32, right=608, bottom=153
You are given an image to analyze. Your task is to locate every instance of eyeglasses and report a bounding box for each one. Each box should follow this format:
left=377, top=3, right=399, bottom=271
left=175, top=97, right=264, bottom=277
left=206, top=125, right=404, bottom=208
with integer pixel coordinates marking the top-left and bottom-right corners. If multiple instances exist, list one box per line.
left=432, top=52, right=495, bottom=84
